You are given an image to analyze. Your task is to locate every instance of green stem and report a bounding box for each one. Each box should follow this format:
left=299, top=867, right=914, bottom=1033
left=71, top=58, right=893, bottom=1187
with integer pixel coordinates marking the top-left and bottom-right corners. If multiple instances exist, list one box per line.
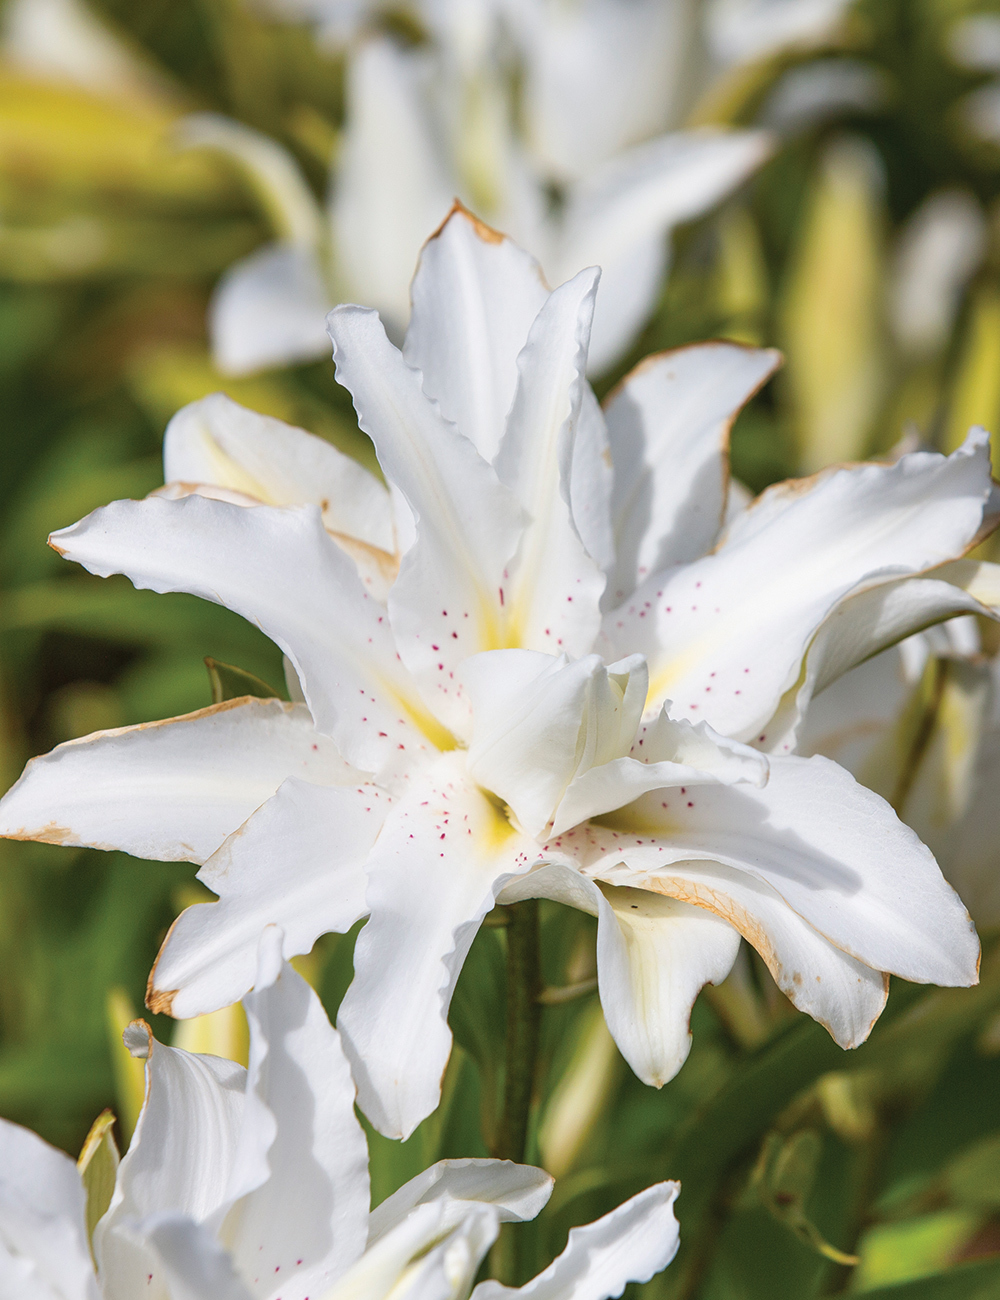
left=490, top=898, right=542, bottom=1284
left=497, top=898, right=542, bottom=1162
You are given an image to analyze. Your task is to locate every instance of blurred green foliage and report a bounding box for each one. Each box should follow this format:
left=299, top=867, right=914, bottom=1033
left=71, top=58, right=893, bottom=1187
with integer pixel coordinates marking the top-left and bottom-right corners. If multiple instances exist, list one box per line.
left=3, top=0, right=1000, bottom=1297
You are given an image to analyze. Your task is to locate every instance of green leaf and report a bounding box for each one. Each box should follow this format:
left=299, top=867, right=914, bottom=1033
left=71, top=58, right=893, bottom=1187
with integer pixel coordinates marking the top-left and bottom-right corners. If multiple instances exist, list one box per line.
left=204, top=656, right=280, bottom=704
left=946, top=1132, right=1000, bottom=1211
left=856, top=1258, right=1000, bottom=1299
left=854, top=1211, right=983, bottom=1292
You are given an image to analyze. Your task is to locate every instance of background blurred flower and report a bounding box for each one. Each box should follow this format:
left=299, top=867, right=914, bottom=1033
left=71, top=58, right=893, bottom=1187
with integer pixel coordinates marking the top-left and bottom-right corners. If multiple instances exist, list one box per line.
left=190, top=0, right=781, bottom=377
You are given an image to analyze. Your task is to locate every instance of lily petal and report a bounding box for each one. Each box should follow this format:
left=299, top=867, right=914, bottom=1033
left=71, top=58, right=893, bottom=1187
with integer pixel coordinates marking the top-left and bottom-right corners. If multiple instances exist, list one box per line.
left=178, top=112, right=323, bottom=249
left=0, top=698, right=351, bottom=865
left=404, top=203, right=549, bottom=464
left=322, top=1202, right=456, bottom=1300
left=571, top=385, right=617, bottom=576
left=707, top=0, right=854, bottom=67
left=510, top=0, right=688, bottom=180
left=49, top=495, right=445, bottom=775
left=148, top=778, right=385, bottom=1018
left=209, top=243, right=331, bottom=377
left=495, top=269, right=606, bottom=655
left=328, top=305, right=523, bottom=736
left=594, top=884, right=741, bottom=1086
left=633, top=707, right=771, bottom=780
left=332, top=37, right=455, bottom=334
left=464, top=649, right=647, bottom=838
left=368, top=1160, right=553, bottom=1246
left=472, top=1181, right=680, bottom=1300
left=500, top=862, right=738, bottom=1086
left=553, top=753, right=761, bottom=839
left=223, top=931, right=371, bottom=1294
left=557, top=130, right=772, bottom=373
left=764, top=561, right=1000, bottom=754
left=163, top=393, right=394, bottom=553
left=94, top=1023, right=247, bottom=1295
left=604, top=343, right=782, bottom=604
left=0, top=1118, right=96, bottom=1300
left=501, top=855, right=885, bottom=1061
left=386, top=1206, right=498, bottom=1300
left=556, top=707, right=770, bottom=834
left=568, top=752, right=979, bottom=989
left=606, top=429, right=995, bottom=740
left=337, top=753, right=536, bottom=1139
left=143, top=1215, right=253, bottom=1300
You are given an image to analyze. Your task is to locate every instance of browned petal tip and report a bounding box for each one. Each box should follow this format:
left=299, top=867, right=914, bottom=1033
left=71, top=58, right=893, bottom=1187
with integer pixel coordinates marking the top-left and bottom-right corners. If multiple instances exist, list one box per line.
left=145, top=984, right=177, bottom=1016
left=47, top=537, right=67, bottom=556
left=429, top=198, right=506, bottom=246
left=4, top=822, right=75, bottom=846
left=123, top=1018, right=153, bottom=1059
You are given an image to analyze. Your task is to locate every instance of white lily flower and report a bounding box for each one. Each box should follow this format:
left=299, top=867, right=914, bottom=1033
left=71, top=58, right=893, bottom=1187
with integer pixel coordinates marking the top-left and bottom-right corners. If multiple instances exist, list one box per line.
left=1, top=209, right=992, bottom=1138
left=0, top=925, right=681, bottom=1300
left=197, top=0, right=779, bottom=376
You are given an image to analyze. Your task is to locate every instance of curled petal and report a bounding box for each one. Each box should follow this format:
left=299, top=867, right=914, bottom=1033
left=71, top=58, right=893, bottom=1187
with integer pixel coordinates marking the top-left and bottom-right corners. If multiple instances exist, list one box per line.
left=222, top=931, right=372, bottom=1292
left=368, top=1160, right=553, bottom=1246
left=0, top=1119, right=96, bottom=1300
left=49, top=495, right=445, bottom=776
left=605, top=429, right=995, bottom=742
left=562, top=752, right=979, bottom=991
left=163, top=392, right=394, bottom=554
left=604, top=343, right=781, bottom=602
left=472, top=1181, right=680, bottom=1300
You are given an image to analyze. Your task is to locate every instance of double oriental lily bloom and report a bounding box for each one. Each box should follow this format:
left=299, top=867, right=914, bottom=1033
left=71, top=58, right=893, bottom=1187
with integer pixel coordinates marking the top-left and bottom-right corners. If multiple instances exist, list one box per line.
left=0, top=926, right=682, bottom=1299
left=1, top=207, right=995, bottom=1139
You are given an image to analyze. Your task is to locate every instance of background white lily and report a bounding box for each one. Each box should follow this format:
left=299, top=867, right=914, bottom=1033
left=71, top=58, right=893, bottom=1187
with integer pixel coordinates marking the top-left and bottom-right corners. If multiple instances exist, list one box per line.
left=0, top=207, right=991, bottom=1140
left=0, top=925, right=681, bottom=1300
left=798, top=617, right=1000, bottom=932
left=190, top=0, right=789, bottom=376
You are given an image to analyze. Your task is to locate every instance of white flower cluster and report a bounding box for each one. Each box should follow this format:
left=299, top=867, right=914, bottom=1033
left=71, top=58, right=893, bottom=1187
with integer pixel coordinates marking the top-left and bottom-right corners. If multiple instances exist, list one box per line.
left=3, top=1, right=1000, bottom=1295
